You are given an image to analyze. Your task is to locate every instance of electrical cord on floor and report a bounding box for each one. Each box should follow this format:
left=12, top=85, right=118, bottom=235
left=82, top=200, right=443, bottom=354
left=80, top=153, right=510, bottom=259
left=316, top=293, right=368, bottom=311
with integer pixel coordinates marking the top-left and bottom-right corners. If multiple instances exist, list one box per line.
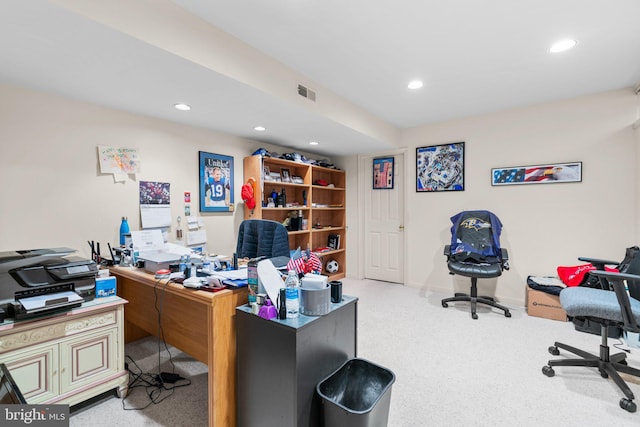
left=613, top=337, right=632, bottom=353
left=121, top=277, right=192, bottom=411
left=155, top=278, right=176, bottom=374
left=121, top=355, right=191, bottom=411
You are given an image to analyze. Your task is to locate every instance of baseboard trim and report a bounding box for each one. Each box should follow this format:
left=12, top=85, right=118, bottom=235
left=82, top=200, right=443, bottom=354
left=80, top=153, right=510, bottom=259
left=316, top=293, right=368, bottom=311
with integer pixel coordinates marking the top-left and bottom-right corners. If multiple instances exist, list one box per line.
left=405, top=280, right=524, bottom=308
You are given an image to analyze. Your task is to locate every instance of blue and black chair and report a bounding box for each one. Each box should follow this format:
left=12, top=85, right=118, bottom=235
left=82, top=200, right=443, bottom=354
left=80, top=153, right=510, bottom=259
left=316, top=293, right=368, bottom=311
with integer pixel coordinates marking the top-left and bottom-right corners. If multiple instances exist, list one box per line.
left=542, top=267, right=640, bottom=412
left=442, top=210, right=511, bottom=319
left=236, top=219, right=290, bottom=261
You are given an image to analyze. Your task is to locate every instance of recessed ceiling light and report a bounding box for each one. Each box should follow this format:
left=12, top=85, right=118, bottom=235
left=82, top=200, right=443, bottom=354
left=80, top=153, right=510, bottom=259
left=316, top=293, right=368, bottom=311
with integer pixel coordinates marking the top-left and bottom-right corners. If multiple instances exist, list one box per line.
left=309, top=141, right=319, bottom=146
left=408, top=80, right=424, bottom=90
left=174, top=103, right=191, bottom=111
left=549, top=39, right=577, bottom=53
left=254, top=126, right=266, bottom=131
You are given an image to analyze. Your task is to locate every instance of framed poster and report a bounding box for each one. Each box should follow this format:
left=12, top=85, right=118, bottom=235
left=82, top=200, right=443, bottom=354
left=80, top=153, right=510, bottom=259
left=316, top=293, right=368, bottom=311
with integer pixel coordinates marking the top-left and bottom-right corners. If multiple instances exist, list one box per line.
left=199, top=151, right=234, bottom=212
left=416, top=142, right=465, bottom=192
left=373, top=157, right=394, bottom=189
left=491, top=162, right=582, bottom=186
left=281, top=168, right=292, bottom=183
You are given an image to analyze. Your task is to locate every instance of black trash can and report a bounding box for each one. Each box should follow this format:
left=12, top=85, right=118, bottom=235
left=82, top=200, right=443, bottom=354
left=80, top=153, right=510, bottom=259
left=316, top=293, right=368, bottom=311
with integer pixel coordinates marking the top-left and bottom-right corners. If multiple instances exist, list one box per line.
left=316, top=358, right=395, bottom=427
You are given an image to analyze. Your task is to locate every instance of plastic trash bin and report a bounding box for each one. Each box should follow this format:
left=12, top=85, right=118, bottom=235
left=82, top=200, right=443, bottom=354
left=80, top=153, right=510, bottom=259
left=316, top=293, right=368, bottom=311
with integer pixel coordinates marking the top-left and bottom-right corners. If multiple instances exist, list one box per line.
left=316, top=358, right=395, bottom=427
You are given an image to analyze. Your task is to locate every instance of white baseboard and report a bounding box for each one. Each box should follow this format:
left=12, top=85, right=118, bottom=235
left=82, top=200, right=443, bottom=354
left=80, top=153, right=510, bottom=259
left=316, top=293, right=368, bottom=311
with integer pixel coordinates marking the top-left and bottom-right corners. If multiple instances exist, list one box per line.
left=405, top=280, right=524, bottom=307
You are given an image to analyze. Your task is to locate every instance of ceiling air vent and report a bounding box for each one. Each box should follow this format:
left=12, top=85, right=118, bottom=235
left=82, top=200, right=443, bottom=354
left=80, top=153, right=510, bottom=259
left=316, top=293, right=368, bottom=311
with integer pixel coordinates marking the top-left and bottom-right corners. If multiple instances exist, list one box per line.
left=297, top=83, right=316, bottom=102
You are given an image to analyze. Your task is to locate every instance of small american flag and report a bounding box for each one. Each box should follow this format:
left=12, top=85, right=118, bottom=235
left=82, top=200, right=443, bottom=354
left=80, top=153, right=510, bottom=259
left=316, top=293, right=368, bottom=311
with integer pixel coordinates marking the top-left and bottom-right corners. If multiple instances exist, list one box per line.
left=287, top=249, right=322, bottom=274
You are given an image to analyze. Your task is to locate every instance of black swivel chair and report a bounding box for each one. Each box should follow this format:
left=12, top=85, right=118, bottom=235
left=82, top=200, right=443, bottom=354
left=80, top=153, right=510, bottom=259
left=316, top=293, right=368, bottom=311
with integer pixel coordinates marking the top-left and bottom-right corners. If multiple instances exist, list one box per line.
left=542, top=269, right=640, bottom=412
left=236, top=219, right=290, bottom=262
left=441, top=210, right=511, bottom=319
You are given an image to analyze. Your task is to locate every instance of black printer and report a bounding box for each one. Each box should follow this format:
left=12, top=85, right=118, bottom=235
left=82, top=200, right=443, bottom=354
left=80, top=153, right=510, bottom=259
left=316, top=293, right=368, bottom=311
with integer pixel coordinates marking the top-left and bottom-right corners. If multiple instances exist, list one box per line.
left=0, top=248, right=97, bottom=322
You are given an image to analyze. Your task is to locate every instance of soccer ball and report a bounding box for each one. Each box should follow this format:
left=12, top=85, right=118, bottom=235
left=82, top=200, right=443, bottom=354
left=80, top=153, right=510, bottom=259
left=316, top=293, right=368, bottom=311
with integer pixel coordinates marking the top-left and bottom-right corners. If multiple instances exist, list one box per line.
left=326, top=259, right=339, bottom=274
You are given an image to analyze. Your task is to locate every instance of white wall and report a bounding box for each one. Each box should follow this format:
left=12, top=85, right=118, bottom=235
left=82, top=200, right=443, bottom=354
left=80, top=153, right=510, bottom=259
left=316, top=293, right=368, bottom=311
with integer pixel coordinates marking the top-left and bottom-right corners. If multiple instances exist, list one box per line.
left=343, top=88, right=639, bottom=306
left=3, top=82, right=637, bottom=309
left=0, top=83, right=277, bottom=259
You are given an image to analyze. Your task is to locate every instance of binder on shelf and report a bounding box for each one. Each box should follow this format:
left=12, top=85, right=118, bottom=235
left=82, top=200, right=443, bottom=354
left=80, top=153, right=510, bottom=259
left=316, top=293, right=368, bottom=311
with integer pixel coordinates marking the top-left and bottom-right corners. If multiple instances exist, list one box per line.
left=328, top=234, right=340, bottom=250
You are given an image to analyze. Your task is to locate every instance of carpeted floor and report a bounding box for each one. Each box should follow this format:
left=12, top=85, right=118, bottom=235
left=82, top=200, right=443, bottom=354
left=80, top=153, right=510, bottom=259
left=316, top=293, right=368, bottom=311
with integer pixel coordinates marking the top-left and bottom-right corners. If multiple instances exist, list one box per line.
left=69, top=278, right=640, bottom=426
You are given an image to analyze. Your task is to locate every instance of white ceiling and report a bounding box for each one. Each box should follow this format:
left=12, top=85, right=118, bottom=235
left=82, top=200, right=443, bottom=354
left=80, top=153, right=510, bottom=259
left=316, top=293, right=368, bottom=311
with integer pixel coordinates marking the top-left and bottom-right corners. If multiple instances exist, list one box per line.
left=1, top=0, right=639, bottom=157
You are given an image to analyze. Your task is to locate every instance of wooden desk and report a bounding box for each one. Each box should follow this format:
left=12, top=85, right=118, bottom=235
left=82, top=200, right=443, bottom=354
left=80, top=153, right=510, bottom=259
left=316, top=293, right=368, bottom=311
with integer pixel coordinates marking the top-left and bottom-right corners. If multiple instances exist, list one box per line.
left=110, top=267, right=248, bottom=427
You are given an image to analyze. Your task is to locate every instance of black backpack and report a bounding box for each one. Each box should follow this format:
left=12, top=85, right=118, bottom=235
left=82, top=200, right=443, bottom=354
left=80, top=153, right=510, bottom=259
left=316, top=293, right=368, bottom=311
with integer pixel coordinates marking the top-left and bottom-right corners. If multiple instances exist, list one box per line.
left=581, top=246, right=640, bottom=289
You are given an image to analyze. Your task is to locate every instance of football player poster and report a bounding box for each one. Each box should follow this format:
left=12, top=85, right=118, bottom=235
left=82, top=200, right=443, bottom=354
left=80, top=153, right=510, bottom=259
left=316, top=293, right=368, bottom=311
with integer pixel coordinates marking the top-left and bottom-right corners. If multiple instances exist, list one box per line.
left=199, top=151, right=234, bottom=212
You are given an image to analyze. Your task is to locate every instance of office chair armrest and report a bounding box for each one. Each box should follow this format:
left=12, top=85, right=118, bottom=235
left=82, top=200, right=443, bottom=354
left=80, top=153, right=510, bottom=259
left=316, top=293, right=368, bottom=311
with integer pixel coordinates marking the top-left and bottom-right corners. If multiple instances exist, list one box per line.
left=577, top=257, right=619, bottom=270
left=500, top=248, right=510, bottom=270
left=444, top=245, right=451, bottom=256
left=588, top=270, right=640, bottom=282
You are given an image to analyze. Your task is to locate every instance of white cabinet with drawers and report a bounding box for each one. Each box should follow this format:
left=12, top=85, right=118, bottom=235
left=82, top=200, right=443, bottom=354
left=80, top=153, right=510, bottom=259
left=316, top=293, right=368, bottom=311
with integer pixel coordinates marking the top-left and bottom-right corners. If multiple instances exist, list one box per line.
left=0, top=296, right=128, bottom=406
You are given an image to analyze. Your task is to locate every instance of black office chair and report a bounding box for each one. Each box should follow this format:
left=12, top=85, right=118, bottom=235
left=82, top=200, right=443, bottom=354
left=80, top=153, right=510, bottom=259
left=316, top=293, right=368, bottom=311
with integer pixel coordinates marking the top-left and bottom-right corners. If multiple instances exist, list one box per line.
left=236, top=219, right=290, bottom=260
left=441, top=210, right=511, bottom=319
left=542, top=269, right=640, bottom=412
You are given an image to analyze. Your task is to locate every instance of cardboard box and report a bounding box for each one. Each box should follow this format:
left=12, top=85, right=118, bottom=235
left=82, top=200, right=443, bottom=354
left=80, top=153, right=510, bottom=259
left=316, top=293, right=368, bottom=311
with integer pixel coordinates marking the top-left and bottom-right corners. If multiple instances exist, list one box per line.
left=526, top=286, right=567, bottom=321
left=95, top=276, right=117, bottom=298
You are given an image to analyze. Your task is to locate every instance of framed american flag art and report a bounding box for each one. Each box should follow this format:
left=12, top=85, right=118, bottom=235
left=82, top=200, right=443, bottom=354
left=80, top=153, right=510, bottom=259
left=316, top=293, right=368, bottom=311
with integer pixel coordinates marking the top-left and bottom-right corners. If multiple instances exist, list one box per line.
left=491, top=162, right=582, bottom=186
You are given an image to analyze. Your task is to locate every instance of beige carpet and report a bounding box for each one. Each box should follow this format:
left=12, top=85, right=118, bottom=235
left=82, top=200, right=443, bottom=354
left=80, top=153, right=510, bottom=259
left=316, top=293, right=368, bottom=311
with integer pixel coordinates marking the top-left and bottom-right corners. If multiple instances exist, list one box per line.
left=70, top=278, right=640, bottom=426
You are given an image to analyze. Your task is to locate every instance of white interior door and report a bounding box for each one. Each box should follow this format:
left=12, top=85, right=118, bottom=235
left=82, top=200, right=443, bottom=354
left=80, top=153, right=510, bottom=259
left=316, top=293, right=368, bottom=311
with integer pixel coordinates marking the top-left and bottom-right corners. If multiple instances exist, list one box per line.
left=364, top=153, right=405, bottom=283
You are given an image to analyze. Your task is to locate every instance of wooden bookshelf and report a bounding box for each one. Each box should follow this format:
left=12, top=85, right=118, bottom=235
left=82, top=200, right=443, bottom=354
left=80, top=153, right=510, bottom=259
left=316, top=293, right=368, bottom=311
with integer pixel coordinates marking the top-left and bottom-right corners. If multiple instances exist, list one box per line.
left=243, top=155, right=346, bottom=280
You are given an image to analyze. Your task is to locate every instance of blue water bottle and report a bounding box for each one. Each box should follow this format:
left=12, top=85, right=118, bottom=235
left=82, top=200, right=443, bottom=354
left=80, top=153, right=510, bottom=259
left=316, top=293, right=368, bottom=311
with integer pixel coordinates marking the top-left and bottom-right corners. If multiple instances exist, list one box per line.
left=119, top=217, right=130, bottom=246
left=179, top=255, right=187, bottom=273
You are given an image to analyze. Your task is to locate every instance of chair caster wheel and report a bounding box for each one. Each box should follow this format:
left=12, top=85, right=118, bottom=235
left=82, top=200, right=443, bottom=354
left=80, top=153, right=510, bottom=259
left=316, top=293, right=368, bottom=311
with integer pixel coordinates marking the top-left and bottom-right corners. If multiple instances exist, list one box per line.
left=620, top=398, right=636, bottom=413
left=472, top=313, right=478, bottom=320
left=542, top=366, right=555, bottom=377
left=504, top=311, right=511, bottom=318
left=442, top=301, right=448, bottom=308
left=548, top=346, right=559, bottom=356
left=600, top=370, right=608, bottom=378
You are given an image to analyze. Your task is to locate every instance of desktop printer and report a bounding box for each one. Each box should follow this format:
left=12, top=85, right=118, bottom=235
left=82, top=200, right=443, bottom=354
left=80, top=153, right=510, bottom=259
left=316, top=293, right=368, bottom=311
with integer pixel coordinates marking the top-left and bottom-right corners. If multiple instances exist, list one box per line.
left=0, top=248, right=97, bottom=322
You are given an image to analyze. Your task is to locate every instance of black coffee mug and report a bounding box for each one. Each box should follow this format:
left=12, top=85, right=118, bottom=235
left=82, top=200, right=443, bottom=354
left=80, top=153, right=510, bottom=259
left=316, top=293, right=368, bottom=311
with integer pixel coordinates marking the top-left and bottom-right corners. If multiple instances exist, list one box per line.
left=329, top=281, right=342, bottom=303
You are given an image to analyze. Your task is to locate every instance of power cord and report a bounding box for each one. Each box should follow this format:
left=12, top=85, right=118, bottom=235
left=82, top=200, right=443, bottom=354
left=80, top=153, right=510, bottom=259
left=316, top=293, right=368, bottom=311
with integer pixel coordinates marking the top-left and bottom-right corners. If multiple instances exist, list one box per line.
left=613, top=337, right=632, bottom=353
left=121, top=277, right=192, bottom=411
left=121, top=355, right=191, bottom=411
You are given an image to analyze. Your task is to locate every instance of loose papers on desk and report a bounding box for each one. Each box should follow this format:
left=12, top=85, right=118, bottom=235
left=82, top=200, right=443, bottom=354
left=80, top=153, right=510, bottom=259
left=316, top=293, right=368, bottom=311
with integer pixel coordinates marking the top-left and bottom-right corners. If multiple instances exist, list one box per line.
left=131, top=231, right=189, bottom=256
left=207, top=268, right=248, bottom=288
left=257, top=259, right=285, bottom=306
left=131, top=229, right=164, bottom=252
left=132, top=230, right=186, bottom=272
